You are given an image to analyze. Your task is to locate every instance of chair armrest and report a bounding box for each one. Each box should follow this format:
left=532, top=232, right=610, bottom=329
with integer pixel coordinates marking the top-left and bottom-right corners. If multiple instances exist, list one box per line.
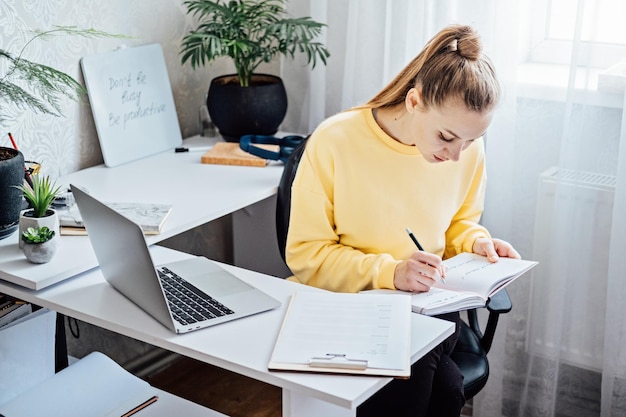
left=466, top=289, right=513, bottom=354
left=486, top=289, right=512, bottom=314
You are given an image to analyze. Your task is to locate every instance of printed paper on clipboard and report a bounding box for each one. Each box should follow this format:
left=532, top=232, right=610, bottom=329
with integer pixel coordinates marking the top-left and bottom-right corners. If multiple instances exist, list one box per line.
left=80, top=43, right=182, bottom=167
left=268, top=291, right=413, bottom=377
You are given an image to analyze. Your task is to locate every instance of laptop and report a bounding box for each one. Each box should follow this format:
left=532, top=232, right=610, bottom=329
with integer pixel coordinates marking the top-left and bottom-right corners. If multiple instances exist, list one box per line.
left=70, top=184, right=281, bottom=334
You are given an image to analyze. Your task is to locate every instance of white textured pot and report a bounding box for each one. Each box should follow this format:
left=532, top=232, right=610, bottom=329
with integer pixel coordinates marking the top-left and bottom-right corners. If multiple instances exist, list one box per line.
left=18, top=209, right=59, bottom=249
left=23, top=238, right=58, bottom=263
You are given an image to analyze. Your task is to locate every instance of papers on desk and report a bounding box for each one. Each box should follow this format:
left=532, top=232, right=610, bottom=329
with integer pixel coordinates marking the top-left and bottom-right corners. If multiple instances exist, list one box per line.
left=59, top=201, right=173, bottom=236
left=0, top=352, right=159, bottom=417
left=269, top=291, right=413, bottom=377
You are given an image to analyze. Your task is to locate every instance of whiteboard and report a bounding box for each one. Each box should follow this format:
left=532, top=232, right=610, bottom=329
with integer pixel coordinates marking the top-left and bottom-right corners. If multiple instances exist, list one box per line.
left=80, top=43, right=182, bottom=167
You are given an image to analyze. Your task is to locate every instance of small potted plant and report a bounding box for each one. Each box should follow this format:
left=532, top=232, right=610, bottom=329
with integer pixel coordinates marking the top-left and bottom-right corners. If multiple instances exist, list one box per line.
left=21, top=226, right=57, bottom=263
left=180, top=0, right=330, bottom=141
left=15, top=174, right=62, bottom=248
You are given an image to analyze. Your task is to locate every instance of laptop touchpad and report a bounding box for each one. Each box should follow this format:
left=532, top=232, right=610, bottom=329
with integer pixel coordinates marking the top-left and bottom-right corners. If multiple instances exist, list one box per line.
left=192, top=271, right=253, bottom=298
left=164, top=258, right=253, bottom=298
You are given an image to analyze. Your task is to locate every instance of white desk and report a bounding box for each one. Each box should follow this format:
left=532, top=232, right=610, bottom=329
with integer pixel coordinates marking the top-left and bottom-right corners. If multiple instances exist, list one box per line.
left=0, top=245, right=454, bottom=417
left=0, top=135, right=284, bottom=289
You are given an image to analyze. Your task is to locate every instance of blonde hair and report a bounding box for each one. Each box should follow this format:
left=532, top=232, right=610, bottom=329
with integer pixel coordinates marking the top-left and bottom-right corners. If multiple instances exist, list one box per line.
left=366, top=24, right=500, bottom=112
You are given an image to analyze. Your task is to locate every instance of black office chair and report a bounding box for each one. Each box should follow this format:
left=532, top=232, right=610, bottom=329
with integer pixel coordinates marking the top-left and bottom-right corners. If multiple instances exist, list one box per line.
left=274, top=139, right=512, bottom=400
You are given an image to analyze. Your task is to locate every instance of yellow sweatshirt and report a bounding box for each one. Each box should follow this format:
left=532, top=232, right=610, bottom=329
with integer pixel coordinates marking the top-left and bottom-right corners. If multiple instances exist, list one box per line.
left=286, top=108, right=491, bottom=293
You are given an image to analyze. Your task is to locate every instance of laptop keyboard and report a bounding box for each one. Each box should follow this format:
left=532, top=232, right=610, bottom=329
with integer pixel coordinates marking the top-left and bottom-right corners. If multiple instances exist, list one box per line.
left=157, top=267, right=235, bottom=325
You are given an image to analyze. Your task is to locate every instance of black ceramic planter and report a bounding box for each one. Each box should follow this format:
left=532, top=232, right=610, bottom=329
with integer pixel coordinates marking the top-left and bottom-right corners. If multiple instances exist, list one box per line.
left=206, top=74, right=288, bottom=142
left=0, top=147, right=25, bottom=239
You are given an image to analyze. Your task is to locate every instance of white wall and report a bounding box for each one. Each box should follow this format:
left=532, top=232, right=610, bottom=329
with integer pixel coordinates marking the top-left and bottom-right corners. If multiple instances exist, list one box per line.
left=0, top=0, right=281, bottom=178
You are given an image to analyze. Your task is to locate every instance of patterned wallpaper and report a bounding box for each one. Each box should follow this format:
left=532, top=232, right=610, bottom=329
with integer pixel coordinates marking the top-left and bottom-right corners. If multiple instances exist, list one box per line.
left=1, top=0, right=287, bottom=364
left=0, top=0, right=279, bottom=178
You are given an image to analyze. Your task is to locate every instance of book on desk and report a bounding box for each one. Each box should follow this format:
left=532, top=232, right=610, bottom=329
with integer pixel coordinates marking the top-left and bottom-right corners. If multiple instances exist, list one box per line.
left=201, top=142, right=277, bottom=167
left=58, top=201, right=172, bottom=236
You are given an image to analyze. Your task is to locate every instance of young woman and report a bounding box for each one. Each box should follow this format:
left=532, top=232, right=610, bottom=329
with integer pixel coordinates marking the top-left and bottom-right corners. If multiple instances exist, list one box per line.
left=285, top=24, right=520, bottom=416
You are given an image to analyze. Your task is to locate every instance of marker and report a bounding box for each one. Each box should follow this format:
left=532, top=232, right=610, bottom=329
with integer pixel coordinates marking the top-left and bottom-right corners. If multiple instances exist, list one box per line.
left=174, top=146, right=213, bottom=153
left=405, top=228, right=446, bottom=285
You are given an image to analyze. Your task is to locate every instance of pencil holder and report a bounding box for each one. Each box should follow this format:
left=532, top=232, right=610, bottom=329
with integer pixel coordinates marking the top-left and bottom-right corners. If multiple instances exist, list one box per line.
left=0, top=147, right=25, bottom=239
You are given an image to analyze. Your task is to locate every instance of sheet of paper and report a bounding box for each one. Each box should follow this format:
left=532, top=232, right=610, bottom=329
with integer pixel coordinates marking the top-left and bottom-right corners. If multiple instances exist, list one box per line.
left=0, top=308, right=56, bottom=405
left=441, top=252, right=538, bottom=296
left=270, top=291, right=412, bottom=373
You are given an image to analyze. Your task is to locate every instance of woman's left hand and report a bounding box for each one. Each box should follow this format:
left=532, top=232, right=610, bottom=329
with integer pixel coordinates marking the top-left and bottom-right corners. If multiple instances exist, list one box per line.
left=472, top=237, right=521, bottom=262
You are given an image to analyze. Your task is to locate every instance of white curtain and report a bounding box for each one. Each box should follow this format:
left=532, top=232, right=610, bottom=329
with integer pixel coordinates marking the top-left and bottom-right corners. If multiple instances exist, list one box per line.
left=285, top=0, right=626, bottom=415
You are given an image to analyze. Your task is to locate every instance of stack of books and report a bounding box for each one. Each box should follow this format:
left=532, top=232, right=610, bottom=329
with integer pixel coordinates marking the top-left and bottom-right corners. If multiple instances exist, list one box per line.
left=0, top=294, right=32, bottom=328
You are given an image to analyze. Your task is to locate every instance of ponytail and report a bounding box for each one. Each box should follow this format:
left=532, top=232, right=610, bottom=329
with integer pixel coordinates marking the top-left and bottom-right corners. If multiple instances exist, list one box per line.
left=366, top=24, right=500, bottom=112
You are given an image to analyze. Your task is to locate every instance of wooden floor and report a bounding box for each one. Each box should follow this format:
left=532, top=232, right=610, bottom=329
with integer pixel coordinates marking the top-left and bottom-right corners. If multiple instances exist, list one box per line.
left=146, top=355, right=474, bottom=417
left=146, top=356, right=282, bottom=417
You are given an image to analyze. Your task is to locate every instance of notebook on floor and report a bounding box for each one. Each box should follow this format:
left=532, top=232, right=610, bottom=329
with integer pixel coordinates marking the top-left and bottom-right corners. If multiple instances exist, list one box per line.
left=71, top=185, right=281, bottom=334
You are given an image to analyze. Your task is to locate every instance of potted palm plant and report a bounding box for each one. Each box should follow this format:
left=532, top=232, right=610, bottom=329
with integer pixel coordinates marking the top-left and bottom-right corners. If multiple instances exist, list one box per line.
left=21, top=226, right=57, bottom=264
left=0, top=26, right=123, bottom=240
left=15, top=174, right=62, bottom=249
left=180, top=0, right=330, bottom=142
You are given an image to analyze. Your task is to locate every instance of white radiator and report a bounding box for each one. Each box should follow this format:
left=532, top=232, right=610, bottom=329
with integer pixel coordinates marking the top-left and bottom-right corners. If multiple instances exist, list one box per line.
left=526, top=167, right=616, bottom=371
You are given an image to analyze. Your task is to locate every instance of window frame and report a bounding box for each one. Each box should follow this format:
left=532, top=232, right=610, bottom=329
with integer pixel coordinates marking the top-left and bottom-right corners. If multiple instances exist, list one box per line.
left=527, top=0, right=626, bottom=69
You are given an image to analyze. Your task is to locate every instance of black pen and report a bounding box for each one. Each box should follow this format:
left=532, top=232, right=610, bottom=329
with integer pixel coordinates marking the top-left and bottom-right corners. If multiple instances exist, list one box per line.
left=405, top=228, right=445, bottom=285
left=405, top=227, right=424, bottom=251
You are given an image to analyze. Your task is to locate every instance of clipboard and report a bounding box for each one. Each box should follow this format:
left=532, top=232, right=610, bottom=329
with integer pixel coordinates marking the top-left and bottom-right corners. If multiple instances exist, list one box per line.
left=268, top=291, right=413, bottom=377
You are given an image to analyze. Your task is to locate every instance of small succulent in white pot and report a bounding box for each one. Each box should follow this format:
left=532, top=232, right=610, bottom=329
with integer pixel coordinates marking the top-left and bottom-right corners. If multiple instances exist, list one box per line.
left=21, top=226, right=57, bottom=263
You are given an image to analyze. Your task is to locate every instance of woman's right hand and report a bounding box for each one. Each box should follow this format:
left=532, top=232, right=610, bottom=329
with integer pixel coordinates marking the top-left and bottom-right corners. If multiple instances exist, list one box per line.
left=394, top=251, right=446, bottom=293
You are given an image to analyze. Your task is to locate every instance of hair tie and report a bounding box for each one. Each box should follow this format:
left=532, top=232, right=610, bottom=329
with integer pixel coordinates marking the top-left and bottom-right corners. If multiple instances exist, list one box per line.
left=448, top=39, right=458, bottom=52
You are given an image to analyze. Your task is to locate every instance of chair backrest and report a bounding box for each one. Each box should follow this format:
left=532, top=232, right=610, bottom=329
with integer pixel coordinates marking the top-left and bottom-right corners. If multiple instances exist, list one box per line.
left=275, top=137, right=309, bottom=263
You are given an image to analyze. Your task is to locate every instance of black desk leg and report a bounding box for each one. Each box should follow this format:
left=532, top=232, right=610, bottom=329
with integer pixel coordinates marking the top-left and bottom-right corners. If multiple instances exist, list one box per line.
left=55, top=313, right=68, bottom=372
